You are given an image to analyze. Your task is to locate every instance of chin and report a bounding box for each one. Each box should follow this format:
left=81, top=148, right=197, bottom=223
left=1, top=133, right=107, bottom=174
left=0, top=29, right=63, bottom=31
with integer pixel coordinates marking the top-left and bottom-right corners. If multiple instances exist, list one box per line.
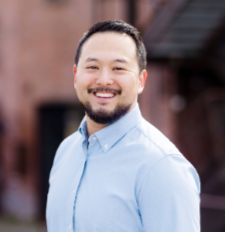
left=80, top=100, right=132, bottom=125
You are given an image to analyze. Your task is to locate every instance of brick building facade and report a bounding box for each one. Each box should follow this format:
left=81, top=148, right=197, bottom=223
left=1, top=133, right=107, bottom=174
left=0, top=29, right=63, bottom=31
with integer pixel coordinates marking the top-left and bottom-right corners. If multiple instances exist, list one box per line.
left=0, top=0, right=173, bottom=219
left=0, top=0, right=209, bottom=224
left=0, top=0, right=127, bottom=218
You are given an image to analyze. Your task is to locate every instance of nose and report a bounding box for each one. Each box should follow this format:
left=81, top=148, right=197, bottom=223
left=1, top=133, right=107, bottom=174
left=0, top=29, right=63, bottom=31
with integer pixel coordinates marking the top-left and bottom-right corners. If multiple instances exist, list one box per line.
left=95, top=68, right=114, bottom=86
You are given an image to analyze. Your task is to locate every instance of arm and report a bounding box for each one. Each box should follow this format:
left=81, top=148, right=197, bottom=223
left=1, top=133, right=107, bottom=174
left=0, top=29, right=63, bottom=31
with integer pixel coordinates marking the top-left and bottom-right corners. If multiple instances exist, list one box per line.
left=138, top=154, right=200, bottom=232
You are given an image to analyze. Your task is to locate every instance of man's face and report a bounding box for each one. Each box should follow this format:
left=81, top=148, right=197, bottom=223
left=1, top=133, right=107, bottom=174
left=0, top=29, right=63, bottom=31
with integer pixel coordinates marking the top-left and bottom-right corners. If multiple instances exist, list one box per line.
left=73, top=32, right=146, bottom=124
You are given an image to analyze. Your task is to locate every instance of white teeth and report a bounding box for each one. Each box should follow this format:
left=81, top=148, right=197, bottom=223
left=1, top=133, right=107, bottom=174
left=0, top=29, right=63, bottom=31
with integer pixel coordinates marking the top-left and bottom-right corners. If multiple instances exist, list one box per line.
left=95, top=92, right=114, bottom=98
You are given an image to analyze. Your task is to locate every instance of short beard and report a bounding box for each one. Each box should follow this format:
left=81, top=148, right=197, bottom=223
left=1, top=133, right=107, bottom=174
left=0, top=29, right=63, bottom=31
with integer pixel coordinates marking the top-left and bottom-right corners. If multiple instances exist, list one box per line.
left=80, top=101, right=132, bottom=124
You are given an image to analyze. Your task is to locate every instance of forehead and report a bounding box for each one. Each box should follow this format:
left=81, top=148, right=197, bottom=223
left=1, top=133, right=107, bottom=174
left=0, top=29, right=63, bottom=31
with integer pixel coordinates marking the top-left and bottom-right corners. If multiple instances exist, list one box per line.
left=79, top=32, right=137, bottom=61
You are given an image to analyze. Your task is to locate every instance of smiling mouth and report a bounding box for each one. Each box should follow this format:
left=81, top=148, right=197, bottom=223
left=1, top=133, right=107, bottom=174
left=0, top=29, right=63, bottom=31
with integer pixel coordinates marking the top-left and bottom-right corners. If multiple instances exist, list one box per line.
left=88, top=87, right=121, bottom=98
left=94, top=92, right=115, bottom=98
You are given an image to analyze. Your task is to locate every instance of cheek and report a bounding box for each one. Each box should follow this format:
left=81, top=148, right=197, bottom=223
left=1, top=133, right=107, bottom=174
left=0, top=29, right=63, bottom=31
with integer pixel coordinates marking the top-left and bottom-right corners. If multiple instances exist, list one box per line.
left=75, top=79, right=88, bottom=98
left=76, top=75, right=90, bottom=90
left=121, top=77, right=139, bottom=93
left=80, top=73, right=95, bottom=86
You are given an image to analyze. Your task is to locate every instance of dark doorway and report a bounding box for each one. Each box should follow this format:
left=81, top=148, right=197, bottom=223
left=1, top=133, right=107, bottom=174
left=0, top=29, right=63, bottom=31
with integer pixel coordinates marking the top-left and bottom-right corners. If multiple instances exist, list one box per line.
left=38, top=103, right=84, bottom=217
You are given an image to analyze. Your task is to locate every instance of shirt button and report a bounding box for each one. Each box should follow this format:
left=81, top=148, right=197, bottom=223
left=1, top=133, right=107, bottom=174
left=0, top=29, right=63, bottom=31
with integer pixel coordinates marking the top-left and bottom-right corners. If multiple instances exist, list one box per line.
left=104, top=144, right=108, bottom=149
left=73, top=189, right=75, bottom=194
left=69, top=224, right=72, bottom=229
left=93, top=136, right=97, bottom=141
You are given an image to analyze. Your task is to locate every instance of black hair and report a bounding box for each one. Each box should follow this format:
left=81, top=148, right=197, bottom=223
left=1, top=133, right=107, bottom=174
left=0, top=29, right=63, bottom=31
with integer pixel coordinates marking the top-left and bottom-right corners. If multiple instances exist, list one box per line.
left=75, top=20, right=147, bottom=72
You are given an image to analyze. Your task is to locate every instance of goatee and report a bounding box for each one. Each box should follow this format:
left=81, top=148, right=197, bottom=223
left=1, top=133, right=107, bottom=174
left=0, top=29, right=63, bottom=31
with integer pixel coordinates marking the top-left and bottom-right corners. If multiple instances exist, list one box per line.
left=80, top=101, right=131, bottom=124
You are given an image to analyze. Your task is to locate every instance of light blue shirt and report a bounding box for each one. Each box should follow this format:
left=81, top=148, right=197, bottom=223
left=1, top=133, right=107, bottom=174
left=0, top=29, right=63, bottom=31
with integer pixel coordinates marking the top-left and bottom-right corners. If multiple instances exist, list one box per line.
left=46, top=104, right=200, bottom=232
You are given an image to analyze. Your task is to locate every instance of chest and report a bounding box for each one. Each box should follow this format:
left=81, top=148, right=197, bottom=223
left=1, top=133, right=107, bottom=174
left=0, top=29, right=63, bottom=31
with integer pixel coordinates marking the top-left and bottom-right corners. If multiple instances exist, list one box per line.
left=47, top=143, right=145, bottom=232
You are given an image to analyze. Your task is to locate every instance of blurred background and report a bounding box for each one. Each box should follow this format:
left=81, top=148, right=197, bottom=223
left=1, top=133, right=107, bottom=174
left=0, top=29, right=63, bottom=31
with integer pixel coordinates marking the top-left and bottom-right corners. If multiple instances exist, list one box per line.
left=0, top=0, right=225, bottom=231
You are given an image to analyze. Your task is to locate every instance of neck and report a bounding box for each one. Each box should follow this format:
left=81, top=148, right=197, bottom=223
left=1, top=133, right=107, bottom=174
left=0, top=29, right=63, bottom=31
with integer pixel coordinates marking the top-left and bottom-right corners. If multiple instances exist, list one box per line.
left=86, top=115, right=109, bottom=137
left=85, top=102, right=137, bottom=137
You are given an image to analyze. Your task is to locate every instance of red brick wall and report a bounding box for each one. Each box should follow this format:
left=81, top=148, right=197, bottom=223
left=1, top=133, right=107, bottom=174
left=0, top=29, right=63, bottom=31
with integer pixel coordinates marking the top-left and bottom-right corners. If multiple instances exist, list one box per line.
left=0, top=0, right=175, bottom=219
left=0, top=0, right=128, bottom=218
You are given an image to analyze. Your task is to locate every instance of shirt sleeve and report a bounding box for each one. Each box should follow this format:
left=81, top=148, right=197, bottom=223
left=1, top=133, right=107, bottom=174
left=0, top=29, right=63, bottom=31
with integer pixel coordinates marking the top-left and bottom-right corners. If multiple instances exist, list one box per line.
left=138, top=154, right=200, bottom=232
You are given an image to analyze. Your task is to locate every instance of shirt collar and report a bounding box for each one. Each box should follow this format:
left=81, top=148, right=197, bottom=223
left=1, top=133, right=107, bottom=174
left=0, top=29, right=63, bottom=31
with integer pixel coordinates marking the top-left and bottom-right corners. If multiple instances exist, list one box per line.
left=78, top=116, right=88, bottom=140
left=79, top=104, right=142, bottom=153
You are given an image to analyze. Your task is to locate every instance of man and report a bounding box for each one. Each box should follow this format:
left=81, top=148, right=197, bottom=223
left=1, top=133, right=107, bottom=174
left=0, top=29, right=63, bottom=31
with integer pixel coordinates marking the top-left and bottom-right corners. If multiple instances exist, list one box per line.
left=46, top=20, right=200, bottom=232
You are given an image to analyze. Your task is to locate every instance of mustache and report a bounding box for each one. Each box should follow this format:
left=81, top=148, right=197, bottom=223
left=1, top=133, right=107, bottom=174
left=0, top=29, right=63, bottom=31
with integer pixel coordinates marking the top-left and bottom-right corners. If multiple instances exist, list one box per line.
left=88, top=87, right=122, bottom=95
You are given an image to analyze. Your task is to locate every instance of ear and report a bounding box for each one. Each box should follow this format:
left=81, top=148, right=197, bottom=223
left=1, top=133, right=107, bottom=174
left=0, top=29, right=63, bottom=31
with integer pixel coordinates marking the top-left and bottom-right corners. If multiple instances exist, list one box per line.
left=73, top=65, right=77, bottom=89
left=138, top=69, right=147, bottom=94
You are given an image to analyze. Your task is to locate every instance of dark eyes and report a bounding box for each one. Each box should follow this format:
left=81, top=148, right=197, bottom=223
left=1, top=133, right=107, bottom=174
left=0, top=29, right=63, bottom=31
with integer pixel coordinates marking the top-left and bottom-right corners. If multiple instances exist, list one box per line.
left=87, top=66, right=98, bottom=69
left=114, top=67, right=124, bottom=71
left=86, top=66, right=125, bottom=71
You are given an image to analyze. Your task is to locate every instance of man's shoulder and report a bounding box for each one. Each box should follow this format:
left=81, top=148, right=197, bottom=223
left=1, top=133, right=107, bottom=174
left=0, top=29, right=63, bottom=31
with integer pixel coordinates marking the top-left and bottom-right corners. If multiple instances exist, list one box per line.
left=59, top=130, right=81, bottom=149
left=118, top=117, right=184, bottom=175
left=48, top=130, right=81, bottom=183
left=130, top=118, right=200, bottom=193
left=53, top=130, right=81, bottom=164
left=131, top=117, right=180, bottom=157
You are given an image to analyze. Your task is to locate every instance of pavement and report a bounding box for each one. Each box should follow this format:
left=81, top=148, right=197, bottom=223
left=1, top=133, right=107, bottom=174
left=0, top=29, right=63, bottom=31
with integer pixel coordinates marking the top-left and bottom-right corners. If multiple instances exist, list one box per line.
left=0, top=218, right=47, bottom=232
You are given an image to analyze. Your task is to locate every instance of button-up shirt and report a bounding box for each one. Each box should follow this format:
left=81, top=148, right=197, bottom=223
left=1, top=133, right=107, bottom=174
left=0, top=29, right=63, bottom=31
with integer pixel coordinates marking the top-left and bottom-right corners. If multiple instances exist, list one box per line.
left=46, top=104, right=200, bottom=232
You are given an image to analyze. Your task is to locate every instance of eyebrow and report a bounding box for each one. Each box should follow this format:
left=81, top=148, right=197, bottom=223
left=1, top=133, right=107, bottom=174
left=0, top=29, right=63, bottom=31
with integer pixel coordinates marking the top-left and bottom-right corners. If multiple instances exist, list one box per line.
left=113, top=59, right=128, bottom=64
left=85, top=57, right=129, bottom=64
left=85, top=57, right=98, bottom=62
